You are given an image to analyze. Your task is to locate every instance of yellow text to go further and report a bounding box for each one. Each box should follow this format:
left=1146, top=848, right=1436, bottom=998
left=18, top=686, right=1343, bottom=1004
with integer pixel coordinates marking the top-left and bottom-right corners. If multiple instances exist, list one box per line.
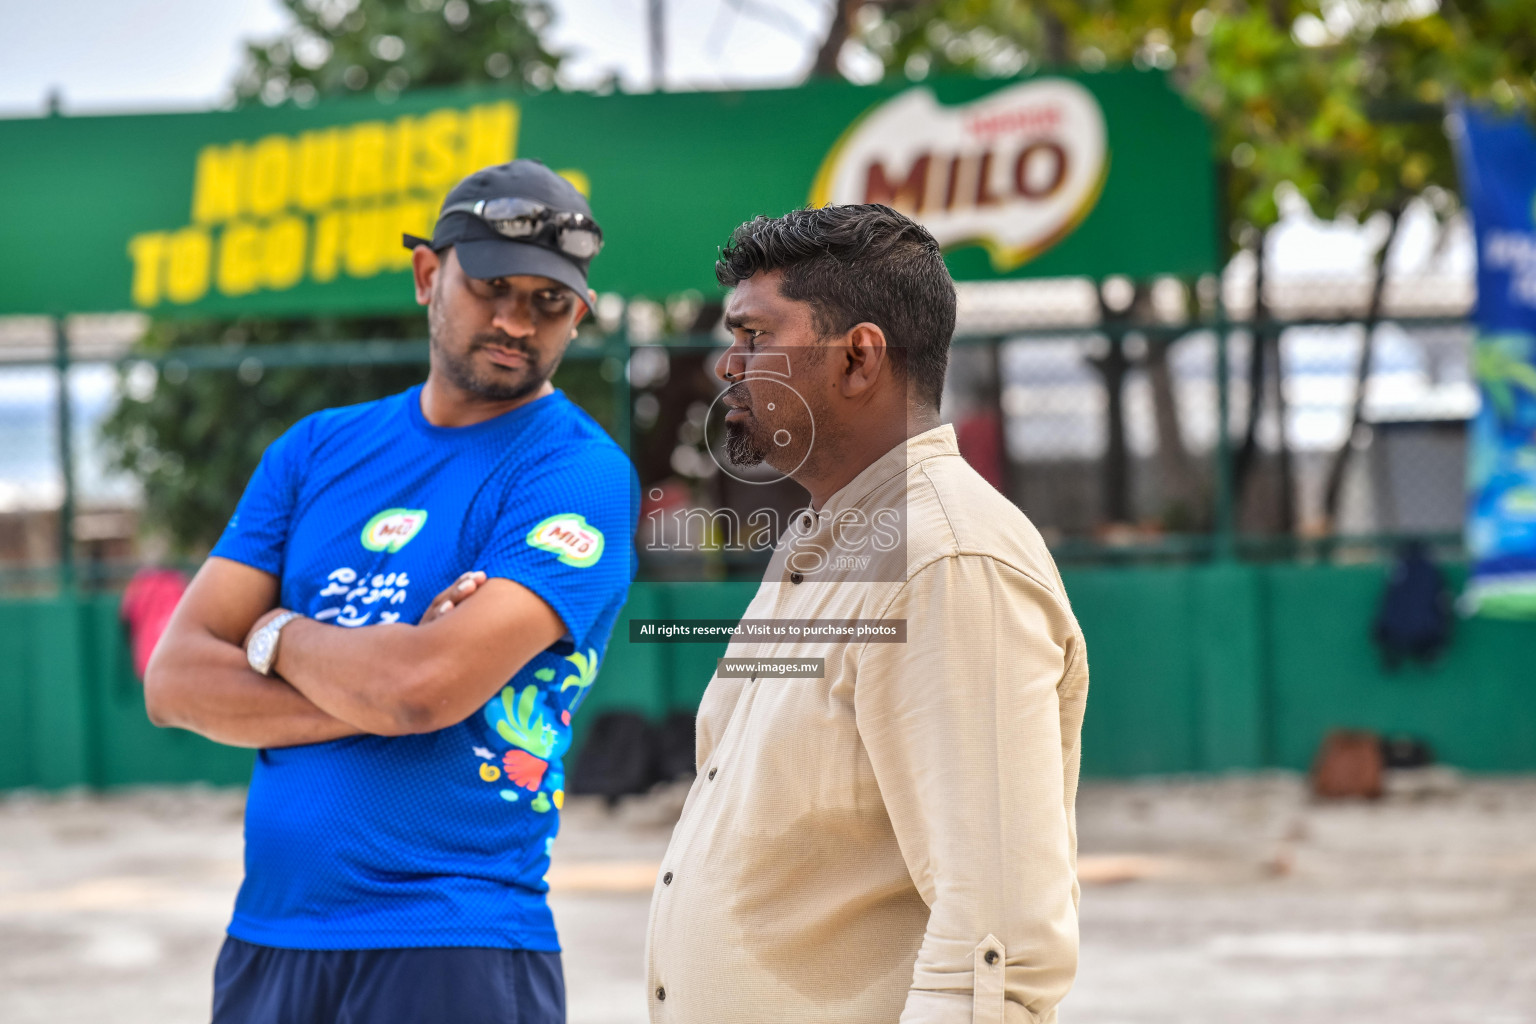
left=126, top=198, right=439, bottom=307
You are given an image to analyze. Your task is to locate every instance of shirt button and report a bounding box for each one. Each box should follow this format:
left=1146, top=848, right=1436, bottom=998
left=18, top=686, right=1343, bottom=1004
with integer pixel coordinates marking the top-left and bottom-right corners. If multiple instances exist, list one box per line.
left=801, top=514, right=812, bottom=528
left=707, top=767, right=717, bottom=781
left=790, top=572, right=803, bottom=584
left=985, top=950, right=1000, bottom=965
left=663, top=871, right=673, bottom=885
left=656, top=987, right=666, bottom=1001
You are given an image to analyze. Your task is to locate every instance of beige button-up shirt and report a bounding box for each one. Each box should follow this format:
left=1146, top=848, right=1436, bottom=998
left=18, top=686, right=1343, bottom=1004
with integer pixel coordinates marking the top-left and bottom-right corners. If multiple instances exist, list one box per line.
left=646, top=425, right=1088, bottom=1024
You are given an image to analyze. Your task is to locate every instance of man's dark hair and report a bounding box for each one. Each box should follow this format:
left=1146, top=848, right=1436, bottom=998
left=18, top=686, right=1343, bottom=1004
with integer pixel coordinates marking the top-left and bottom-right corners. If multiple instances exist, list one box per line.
left=715, top=204, right=956, bottom=407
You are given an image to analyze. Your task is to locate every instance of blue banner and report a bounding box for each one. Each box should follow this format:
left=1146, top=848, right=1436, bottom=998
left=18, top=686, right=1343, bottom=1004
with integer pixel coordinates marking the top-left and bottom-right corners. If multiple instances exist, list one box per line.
left=1454, top=105, right=1536, bottom=617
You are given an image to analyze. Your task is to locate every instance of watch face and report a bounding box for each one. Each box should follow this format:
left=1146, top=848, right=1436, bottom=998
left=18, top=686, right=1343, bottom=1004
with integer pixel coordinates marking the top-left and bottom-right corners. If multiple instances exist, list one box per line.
left=250, top=631, right=274, bottom=671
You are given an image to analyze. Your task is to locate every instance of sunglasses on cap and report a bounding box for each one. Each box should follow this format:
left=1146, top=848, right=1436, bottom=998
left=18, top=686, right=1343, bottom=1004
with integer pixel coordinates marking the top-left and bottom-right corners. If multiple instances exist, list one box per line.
left=441, top=197, right=604, bottom=260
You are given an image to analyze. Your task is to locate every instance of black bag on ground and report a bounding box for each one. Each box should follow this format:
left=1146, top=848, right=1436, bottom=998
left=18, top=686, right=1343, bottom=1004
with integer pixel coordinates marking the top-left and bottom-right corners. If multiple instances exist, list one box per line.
left=1380, top=734, right=1436, bottom=769
left=655, top=712, right=698, bottom=782
left=568, top=711, right=658, bottom=802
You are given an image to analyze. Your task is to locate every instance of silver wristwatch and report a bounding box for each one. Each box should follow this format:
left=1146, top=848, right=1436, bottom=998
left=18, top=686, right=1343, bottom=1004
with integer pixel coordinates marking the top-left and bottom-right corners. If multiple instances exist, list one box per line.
left=247, top=611, right=302, bottom=676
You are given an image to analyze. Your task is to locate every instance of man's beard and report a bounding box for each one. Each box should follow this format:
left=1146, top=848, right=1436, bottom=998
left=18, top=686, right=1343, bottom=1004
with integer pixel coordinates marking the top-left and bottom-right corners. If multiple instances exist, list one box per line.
left=434, top=331, right=549, bottom=403
left=724, top=418, right=768, bottom=466
left=722, top=381, right=769, bottom=465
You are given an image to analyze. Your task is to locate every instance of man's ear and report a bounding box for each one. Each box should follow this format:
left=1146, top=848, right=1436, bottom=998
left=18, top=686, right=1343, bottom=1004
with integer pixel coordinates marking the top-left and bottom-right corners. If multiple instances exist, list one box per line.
left=839, top=322, right=889, bottom=398
left=411, top=246, right=441, bottom=305
left=571, top=288, right=596, bottom=338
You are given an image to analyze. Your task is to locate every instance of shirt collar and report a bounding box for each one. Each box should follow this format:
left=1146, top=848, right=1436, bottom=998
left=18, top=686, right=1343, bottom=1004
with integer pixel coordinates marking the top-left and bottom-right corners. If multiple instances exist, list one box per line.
left=818, top=423, right=959, bottom=520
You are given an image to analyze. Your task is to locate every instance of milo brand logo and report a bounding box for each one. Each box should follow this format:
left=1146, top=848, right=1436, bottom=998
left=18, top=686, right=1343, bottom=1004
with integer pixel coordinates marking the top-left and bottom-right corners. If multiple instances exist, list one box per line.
left=810, top=79, right=1108, bottom=271
left=526, top=513, right=604, bottom=568
left=361, top=508, right=428, bottom=552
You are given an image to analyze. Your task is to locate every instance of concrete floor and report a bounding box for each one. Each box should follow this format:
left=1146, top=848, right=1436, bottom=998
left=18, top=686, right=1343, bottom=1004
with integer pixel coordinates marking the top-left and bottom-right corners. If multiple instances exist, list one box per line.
left=2, top=773, right=1534, bottom=1024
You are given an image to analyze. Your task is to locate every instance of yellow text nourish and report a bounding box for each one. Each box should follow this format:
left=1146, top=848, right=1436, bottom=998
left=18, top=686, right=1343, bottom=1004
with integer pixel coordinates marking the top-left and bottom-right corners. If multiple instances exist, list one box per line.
left=125, top=102, right=545, bottom=308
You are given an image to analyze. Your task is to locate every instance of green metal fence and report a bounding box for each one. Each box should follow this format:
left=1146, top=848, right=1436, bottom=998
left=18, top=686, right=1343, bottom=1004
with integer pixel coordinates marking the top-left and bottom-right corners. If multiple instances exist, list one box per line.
left=4, top=564, right=1533, bottom=791
left=3, top=309, right=1477, bottom=593
left=0, top=308, right=1502, bottom=788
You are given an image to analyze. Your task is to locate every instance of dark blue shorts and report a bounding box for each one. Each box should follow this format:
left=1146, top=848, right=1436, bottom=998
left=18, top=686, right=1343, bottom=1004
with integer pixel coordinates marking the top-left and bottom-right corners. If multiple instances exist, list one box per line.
left=212, top=936, right=565, bottom=1024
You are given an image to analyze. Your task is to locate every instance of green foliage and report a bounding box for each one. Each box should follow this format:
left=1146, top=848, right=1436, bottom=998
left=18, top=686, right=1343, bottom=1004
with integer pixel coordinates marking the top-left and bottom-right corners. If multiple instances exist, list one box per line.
left=851, top=0, right=1536, bottom=234
left=101, top=317, right=428, bottom=555
left=233, top=0, right=562, bottom=106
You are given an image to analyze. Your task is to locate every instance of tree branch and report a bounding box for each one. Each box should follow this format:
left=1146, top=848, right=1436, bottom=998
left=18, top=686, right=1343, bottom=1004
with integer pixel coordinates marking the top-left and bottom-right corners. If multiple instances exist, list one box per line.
left=1322, top=201, right=1406, bottom=528
left=812, top=0, right=862, bottom=77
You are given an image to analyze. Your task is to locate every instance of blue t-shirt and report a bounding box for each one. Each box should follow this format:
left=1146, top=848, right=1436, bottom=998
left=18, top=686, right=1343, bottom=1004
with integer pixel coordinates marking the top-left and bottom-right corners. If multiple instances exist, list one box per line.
left=210, top=385, right=637, bottom=952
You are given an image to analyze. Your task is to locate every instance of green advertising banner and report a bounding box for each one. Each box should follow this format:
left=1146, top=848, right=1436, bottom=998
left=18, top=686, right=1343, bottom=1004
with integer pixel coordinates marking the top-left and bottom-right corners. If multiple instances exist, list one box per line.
left=0, top=70, right=1215, bottom=317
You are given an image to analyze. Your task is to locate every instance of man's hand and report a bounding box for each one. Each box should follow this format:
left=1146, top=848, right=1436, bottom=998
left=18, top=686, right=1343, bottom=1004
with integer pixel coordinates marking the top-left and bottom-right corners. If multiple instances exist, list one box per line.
left=271, top=575, right=564, bottom=736
left=417, top=570, right=489, bottom=625
left=145, top=558, right=366, bottom=749
left=243, top=570, right=490, bottom=646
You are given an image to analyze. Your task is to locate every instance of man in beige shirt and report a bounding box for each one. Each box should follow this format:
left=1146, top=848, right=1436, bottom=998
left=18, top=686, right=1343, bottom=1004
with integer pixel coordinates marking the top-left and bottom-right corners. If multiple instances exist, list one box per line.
left=645, top=204, right=1089, bottom=1024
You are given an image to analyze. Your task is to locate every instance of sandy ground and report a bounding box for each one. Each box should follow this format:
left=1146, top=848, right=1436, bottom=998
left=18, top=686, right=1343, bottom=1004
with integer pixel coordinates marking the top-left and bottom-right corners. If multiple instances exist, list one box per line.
left=1, top=773, right=1534, bottom=1024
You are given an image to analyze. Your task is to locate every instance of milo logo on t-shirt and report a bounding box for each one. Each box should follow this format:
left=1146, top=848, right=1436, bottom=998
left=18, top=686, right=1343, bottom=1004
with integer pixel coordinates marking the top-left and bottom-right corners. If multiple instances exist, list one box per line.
left=526, top=513, right=604, bottom=568
left=361, top=508, right=428, bottom=553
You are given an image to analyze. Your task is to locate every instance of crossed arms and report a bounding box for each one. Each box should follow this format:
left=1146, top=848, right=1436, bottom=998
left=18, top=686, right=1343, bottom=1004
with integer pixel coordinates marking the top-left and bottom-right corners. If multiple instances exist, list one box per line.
left=144, top=556, right=564, bottom=747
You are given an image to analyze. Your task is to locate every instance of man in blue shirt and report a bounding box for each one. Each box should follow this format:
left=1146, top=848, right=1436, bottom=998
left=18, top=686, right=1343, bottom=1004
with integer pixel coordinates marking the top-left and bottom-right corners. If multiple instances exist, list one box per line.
left=145, top=160, right=637, bottom=1024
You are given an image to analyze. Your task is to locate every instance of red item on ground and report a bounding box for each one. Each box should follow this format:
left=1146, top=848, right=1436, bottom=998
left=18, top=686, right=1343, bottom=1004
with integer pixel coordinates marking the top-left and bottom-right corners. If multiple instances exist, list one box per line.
left=119, top=567, right=189, bottom=679
left=1311, top=729, right=1384, bottom=800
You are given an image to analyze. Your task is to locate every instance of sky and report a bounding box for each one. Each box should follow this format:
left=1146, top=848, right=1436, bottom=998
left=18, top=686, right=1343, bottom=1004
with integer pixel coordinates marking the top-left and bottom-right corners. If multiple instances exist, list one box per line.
left=0, top=0, right=831, bottom=116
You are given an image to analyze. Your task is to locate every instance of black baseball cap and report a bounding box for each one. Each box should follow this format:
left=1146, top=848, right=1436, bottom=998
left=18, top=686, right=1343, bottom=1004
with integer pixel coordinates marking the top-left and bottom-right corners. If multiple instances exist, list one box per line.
left=403, top=160, right=597, bottom=299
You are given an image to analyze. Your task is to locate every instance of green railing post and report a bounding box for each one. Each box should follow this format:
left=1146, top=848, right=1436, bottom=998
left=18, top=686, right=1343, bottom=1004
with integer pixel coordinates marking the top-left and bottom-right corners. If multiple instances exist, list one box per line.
left=1212, top=300, right=1236, bottom=560
left=54, top=316, right=76, bottom=591
left=606, top=327, right=631, bottom=453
